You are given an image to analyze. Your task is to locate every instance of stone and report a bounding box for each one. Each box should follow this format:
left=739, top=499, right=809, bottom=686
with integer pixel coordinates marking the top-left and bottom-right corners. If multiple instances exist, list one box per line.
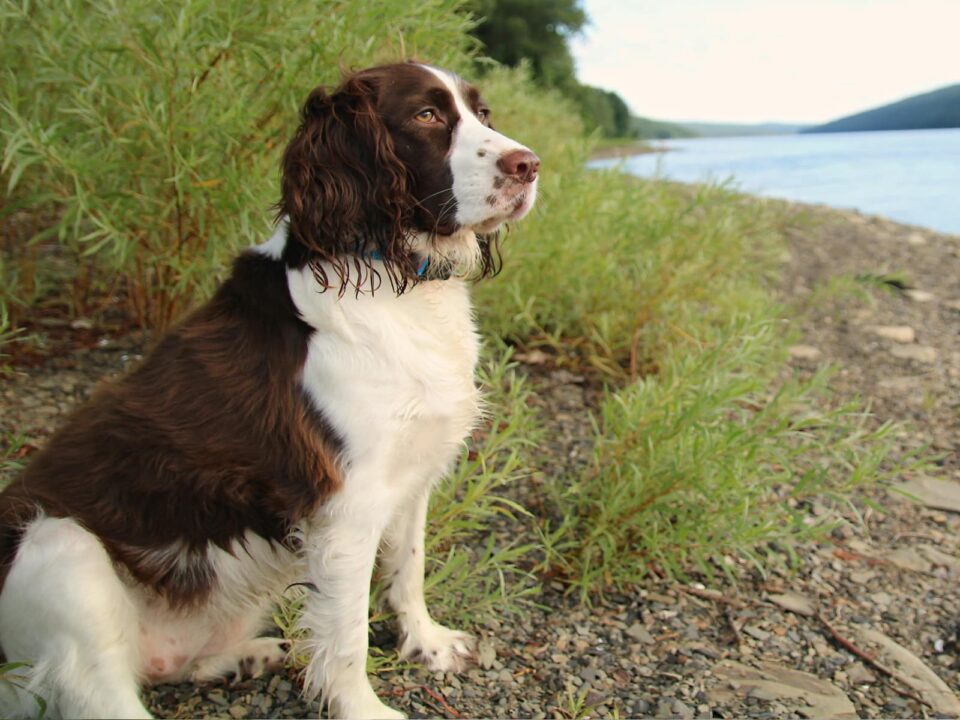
left=895, top=476, right=960, bottom=513
left=789, top=345, right=823, bottom=360
left=846, top=663, right=877, bottom=685
left=625, top=622, right=655, bottom=644
left=905, top=289, right=935, bottom=302
left=478, top=638, right=497, bottom=669
left=767, top=591, right=815, bottom=617
left=886, top=547, right=932, bottom=573
left=918, top=544, right=960, bottom=571
left=849, top=627, right=960, bottom=716
left=709, top=660, right=857, bottom=719
left=866, top=325, right=915, bottom=343
left=907, top=232, right=926, bottom=245
left=889, top=344, right=937, bottom=363
left=877, top=376, right=921, bottom=393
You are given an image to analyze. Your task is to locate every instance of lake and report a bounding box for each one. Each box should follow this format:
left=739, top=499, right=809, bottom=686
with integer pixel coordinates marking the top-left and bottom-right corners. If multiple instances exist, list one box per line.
left=591, top=128, right=960, bottom=236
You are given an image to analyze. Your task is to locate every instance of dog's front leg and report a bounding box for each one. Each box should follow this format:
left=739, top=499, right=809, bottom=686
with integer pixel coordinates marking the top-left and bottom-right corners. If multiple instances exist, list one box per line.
left=382, top=489, right=475, bottom=671
left=298, top=494, right=403, bottom=720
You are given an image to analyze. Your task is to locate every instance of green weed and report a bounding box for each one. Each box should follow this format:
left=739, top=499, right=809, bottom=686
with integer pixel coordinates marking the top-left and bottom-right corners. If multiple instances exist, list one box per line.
left=1, top=0, right=477, bottom=328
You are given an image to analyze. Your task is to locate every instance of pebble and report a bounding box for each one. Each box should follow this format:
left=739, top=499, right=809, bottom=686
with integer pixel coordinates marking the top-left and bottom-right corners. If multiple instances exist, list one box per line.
left=788, top=344, right=822, bottom=360
left=866, top=324, right=915, bottom=343
left=626, top=622, right=655, bottom=644
left=905, top=289, right=935, bottom=302
left=890, top=344, right=937, bottom=363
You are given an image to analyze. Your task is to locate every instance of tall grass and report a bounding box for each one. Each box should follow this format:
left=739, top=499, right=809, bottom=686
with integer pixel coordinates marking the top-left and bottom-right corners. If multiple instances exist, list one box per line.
left=470, top=96, right=907, bottom=596
left=0, top=0, right=476, bottom=328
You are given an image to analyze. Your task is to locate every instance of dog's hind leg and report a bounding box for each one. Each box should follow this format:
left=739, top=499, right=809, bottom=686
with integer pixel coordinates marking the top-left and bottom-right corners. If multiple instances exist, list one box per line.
left=0, top=517, right=151, bottom=719
left=189, top=636, right=289, bottom=683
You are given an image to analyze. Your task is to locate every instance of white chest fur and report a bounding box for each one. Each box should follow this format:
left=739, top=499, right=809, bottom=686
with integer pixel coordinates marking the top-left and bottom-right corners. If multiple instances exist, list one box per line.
left=287, top=266, right=481, bottom=495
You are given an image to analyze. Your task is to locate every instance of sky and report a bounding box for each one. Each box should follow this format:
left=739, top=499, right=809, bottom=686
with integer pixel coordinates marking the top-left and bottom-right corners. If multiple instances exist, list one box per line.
left=570, top=0, right=960, bottom=125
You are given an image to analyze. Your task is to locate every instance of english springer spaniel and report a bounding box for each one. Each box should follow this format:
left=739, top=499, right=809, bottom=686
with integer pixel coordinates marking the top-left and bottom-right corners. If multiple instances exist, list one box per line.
left=0, top=62, right=538, bottom=719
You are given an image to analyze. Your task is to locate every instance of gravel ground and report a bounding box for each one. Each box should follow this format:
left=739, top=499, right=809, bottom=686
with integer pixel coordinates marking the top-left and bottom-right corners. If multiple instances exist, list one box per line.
left=2, top=201, right=959, bottom=718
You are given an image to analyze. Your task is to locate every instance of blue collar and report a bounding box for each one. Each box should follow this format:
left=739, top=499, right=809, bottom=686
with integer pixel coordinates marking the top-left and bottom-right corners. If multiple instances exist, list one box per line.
left=367, top=250, right=438, bottom=279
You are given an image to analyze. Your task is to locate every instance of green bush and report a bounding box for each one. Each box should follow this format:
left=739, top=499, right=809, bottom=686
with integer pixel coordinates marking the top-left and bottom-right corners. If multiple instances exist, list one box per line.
left=1, top=0, right=476, bottom=327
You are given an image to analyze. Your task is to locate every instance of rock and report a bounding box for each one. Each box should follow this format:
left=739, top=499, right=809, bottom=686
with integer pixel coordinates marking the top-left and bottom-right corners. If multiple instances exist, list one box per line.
left=866, top=325, right=915, bottom=343
left=918, top=544, right=960, bottom=571
left=907, top=232, right=926, bottom=245
left=895, top=476, right=960, bottom=513
left=887, top=547, right=932, bottom=573
left=477, top=638, right=497, bottom=669
left=514, top=349, right=550, bottom=365
left=789, top=345, right=823, bottom=360
left=846, top=663, right=877, bottom=685
left=709, top=660, right=857, bottom=719
left=625, top=622, right=655, bottom=644
left=207, top=691, right=229, bottom=706
left=889, top=344, right=937, bottom=363
left=850, top=627, right=960, bottom=716
left=743, top=626, right=770, bottom=642
left=905, top=289, right=935, bottom=302
left=767, top=591, right=815, bottom=617
left=877, top=375, right=921, bottom=393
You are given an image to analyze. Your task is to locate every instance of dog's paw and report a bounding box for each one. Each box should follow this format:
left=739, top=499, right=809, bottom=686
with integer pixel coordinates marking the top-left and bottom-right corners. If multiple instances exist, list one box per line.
left=190, top=637, right=290, bottom=683
left=399, top=622, right=476, bottom=673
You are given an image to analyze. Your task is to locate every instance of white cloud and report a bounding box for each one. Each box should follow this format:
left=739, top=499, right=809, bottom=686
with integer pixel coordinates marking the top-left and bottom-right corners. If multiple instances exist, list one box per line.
left=571, top=0, right=960, bottom=124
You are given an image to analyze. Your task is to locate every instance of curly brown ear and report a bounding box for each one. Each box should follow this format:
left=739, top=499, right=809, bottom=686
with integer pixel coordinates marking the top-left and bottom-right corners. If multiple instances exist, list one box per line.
left=278, top=75, right=418, bottom=294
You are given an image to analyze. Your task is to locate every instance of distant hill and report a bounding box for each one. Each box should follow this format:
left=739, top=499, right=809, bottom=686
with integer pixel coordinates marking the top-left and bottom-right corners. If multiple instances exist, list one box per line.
left=631, top=115, right=698, bottom=140
left=803, top=84, right=960, bottom=134
left=681, top=122, right=809, bottom=137
left=628, top=118, right=809, bottom=140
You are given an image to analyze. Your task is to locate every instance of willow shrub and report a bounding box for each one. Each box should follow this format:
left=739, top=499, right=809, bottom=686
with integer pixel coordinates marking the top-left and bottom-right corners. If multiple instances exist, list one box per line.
left=0, top=0, right=475, bottom=328
left=478, top=156, right=907, bottom=597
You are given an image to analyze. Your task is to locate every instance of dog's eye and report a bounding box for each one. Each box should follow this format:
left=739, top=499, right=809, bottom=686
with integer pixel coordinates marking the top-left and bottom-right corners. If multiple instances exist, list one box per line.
left=415, top=109, right=438, bottom=124
left=477, top=108, right=491, bottom=124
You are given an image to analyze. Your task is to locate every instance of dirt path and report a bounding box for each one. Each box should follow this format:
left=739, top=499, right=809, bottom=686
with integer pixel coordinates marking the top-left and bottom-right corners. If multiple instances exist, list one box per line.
left=2, top=202, right=959, bottom=718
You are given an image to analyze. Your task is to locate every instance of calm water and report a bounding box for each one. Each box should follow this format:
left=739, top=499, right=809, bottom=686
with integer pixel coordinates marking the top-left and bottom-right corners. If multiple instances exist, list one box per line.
left=592, top=128, right=960, bottom=236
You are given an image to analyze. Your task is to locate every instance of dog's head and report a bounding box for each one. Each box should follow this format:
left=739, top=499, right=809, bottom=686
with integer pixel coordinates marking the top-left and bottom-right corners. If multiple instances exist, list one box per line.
left=278, top=62, right=539, bottom=293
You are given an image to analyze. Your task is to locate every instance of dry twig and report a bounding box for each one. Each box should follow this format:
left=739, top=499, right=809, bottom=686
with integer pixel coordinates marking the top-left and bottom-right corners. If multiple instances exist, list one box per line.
left=816, top=612, right=932, bottom=709
left=420, top=685, right=462, bottom=718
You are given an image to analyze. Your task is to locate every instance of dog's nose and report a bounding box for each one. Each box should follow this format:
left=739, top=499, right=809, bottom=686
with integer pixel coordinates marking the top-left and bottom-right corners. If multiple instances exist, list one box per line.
left=497, top=149, right=540, bottom=184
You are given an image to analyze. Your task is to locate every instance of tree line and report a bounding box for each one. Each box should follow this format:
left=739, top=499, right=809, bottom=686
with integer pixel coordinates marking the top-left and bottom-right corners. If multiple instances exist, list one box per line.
left=465, top=0, right=636, bottom=138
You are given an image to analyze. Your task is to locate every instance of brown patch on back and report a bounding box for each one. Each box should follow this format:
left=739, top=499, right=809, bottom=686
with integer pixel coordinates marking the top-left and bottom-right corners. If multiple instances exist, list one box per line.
left=0, top=252, right=340, bottom=606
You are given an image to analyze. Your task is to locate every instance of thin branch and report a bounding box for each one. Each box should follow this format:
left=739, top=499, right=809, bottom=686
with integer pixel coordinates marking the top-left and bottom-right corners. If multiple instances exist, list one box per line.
left=817, top=612, right=932, bottom=710
left=420, top=685, right=461, bottom=718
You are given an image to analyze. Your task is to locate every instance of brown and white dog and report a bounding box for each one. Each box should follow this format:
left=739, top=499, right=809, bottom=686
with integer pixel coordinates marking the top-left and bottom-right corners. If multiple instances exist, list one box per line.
left=0, top=62, right=538, bottom=719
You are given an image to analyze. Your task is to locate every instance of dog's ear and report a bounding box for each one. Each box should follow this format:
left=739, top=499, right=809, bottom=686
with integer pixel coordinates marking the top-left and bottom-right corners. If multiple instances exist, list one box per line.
left=279, top=74, right=418, bottom=293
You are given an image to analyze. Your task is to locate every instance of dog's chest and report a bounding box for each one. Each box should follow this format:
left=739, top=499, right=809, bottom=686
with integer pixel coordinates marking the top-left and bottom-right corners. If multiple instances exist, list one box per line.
left=291, top=272, right=481, bottom=482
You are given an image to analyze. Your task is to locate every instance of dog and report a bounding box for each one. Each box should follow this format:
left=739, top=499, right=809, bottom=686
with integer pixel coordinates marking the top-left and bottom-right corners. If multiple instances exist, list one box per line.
left=0, top=61, right=539, bottom=719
